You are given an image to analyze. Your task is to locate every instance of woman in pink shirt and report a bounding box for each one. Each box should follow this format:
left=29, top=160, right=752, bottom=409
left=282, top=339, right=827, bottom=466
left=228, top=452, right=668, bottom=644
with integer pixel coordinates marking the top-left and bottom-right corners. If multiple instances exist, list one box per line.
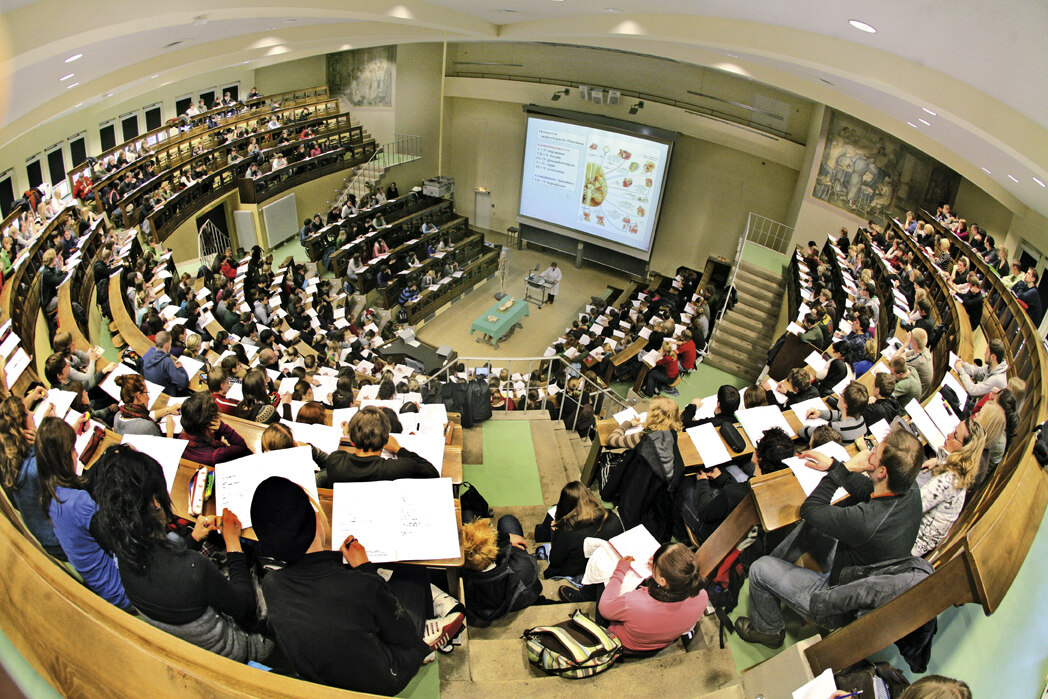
left=598, top=543, right=708, bottom=654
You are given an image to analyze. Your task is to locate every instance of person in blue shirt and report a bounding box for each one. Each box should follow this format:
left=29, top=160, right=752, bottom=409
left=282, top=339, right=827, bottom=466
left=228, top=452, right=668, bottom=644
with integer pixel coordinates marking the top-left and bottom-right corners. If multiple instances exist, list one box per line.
left=399, top=282, right=420, bottom=306
left=37, top=417, right=132, bottom=610
left=0, top=393, right=65, bottom=558
left=142, top=331, right=190, bottom=396
left=299, top=218, right=313, bottom=245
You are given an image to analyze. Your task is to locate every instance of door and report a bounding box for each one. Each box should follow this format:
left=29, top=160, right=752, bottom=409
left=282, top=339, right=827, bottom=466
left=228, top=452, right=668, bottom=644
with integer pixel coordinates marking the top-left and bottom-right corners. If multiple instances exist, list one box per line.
left=474, top=190, right=491, bottom=230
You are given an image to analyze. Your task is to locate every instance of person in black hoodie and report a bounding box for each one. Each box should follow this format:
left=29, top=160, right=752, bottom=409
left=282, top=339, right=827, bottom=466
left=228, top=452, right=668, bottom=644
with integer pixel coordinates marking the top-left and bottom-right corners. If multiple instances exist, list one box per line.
left=862, top=371, right=900, bottom=428
left=461, top=516, right=542, bottom=626
left=535, top=481, right=624, bottom=581
left=677, top=427, right=794, bottom=545
left=316, top=406, right=437, bottom=486
left=680, top=385, right=740, bottom=429
left=251, top=477, right=464, bottom=696
left=765, top=367, right=820, bottom=407
left=815, top=342, right=851, bottom=397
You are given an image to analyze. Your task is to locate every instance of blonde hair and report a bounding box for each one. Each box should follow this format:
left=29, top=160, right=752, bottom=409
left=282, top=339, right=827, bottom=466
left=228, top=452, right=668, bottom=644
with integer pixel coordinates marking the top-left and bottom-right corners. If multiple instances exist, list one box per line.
left=935, top=419, right=985, bottom=491
left=974, top=403, right=1005, bottom=454
left=644, top=396, right=682, bottom=432
left=462, top=518, right=499, bottom=571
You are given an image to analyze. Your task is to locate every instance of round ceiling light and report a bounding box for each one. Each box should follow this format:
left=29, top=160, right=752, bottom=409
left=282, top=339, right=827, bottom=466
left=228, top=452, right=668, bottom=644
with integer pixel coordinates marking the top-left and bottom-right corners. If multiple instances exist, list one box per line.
left=848, top=19, right=877, bottom=33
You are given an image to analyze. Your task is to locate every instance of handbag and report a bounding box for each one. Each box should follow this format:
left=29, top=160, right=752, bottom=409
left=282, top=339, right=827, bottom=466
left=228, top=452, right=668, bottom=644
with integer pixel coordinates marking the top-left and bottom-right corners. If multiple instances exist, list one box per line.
left=459, top=481, right=491, bottom=523
left=596, top=449, right=627, bottom=502
left=523, top=609, right=622, bottom=678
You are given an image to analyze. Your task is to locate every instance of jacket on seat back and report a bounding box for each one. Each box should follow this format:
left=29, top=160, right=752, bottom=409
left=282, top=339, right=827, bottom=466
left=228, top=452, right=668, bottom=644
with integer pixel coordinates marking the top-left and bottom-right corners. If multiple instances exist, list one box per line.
left=609, top=430, right=685, bottom=542
left=808, top=556, right=935, bottom=629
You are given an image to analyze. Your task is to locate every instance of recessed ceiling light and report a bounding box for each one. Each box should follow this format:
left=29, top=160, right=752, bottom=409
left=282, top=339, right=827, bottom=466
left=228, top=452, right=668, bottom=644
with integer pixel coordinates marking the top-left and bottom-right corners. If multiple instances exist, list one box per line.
left=606, top=7, right=623, bottom=12
left=1008, top=175, right=1020, bottom=183
left=982, top=168, right=992, bottom=174
left=65, top=53, right=83, bottom=63
left=66, top=82, right=79, bottom=89
left=283, top=18, right=296, bottom=23
left=105, top=92, right=113, bottom=97
left=849, top=19, right=877, bottom=33
left=493, top=9, right=517, bottom=12
left=1034, top=177, right=1046, bottom=188
left=74, top=102, right=83, bottom=108
left=60, top=73, right=75, bottom=81
left=906, top=122, right=918, bottom=128
left=918, top=118, right=931, bottom=126
left=922, top=107, right=937, bottom=116
left=150, top=74, right=159, bottom=79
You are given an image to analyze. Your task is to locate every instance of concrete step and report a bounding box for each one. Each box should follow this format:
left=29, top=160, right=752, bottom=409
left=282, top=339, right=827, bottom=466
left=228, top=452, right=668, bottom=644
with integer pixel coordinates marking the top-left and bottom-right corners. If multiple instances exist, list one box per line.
left=725, top=309, right=778, bottom=336
left=734, top=277, right=783, bottom=304
left=718, top=315, right=776, bottom=345
left=714, top=329, right=769, bottom=358
left=468, top=601, right=597, bottom=642
left=552, top=425, right=581, bottom=483
left=739, top=261, right=784, bottom=285
left=489, top=411, right=554, bottom=421
left=733, top=295, right=783, bottom=318
left=567, top=434, right=591, bottom=480
left=704, top=353, right=762, bottom=382
left=530, top=420, right=569, bottom=504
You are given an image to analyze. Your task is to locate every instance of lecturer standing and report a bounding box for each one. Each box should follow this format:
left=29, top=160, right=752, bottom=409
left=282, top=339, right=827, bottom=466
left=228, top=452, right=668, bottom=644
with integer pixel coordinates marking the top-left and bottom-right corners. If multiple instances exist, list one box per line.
left=542, top=262, right=562, bottom=305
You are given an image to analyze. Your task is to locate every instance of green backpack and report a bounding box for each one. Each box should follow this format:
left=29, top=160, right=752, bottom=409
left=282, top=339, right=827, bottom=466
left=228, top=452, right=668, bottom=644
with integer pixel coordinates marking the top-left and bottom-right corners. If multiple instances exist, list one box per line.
left=522, top=610, right=622, bottom=678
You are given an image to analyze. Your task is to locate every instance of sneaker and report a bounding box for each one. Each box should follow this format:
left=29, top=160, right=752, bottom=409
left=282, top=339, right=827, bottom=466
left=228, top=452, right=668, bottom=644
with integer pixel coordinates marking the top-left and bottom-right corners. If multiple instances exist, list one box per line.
left=558, top=585, right=587, bottom=603
left=733, top=617, right=785, bottom=649
left=423, top=612, right=465, bottom=650
left=664, top=387, right=680, bottom=396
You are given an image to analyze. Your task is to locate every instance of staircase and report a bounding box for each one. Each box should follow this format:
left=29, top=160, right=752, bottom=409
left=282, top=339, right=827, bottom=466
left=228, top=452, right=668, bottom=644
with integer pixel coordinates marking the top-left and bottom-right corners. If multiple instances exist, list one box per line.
left=704, top=262, right=786, bottom=382
left=440, top=412, right=743, bottom=698
left=334, top=133, right=423, bottom=208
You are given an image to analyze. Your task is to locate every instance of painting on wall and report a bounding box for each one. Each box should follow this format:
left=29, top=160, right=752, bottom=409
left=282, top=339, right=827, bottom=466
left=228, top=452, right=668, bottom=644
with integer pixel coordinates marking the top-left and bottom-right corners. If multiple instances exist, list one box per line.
left=326, top=46, right=396, bottom=110
left=812, top=110, right=959, bottom=225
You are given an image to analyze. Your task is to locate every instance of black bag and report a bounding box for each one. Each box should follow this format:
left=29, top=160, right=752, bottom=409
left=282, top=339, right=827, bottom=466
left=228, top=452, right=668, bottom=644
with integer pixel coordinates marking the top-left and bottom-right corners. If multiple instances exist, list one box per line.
left=719, top=422, right=746, bottom=453
left=460, top=481, right=491, bottom=522
left=1033, top=422, right=1048, bottom=468
left=596, top=450, right=627, bottom=502
left=834, top=660, right=909, bottom=698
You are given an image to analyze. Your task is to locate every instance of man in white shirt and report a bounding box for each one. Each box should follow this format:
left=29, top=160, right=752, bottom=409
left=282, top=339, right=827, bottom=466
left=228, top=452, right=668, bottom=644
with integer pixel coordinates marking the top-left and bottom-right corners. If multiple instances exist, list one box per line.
left=541, top=262, right=562, bottom=305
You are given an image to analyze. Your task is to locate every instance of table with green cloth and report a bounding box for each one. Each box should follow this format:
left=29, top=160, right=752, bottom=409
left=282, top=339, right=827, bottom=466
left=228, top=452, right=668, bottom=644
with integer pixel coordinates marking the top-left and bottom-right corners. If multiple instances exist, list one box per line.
left=470, top=297, right=530, bottom=348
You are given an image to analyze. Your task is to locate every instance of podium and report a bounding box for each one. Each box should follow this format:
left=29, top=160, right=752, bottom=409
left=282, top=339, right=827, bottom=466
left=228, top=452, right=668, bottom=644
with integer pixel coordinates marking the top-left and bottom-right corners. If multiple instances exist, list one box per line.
left=524, top=273, right=555, bottom=308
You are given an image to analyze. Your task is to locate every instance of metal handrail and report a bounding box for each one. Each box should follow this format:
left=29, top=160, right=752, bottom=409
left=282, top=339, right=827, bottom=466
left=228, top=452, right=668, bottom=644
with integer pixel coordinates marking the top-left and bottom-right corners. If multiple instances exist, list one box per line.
left=430, top=354, right=631, bottom=434
left=333, top=133, right=422, bottom=208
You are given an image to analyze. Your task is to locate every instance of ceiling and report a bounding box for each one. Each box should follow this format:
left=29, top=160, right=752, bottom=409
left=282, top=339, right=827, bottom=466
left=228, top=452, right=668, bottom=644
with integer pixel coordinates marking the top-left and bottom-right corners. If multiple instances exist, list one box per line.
left=0, top=0, right=1045, bottom=218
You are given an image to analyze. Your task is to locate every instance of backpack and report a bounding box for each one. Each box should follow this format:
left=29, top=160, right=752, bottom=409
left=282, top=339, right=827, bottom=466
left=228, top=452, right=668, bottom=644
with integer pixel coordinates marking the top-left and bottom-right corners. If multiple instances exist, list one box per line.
left=523, top=610, right=622, bottom=678
left=705, top=526, right=765, bottom=647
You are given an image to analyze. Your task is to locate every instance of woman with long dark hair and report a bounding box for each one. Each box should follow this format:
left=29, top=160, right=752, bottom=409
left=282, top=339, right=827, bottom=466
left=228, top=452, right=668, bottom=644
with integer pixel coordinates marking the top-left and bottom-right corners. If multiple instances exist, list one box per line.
left=538, top=481, right=623, bottom=582
left=234, top=369, right=279, bottom=424
left=37, top=417, right=131, bottom=609
left=180, top=391, right=251, bottom=466
left=90, top=444, right=272, bottom=662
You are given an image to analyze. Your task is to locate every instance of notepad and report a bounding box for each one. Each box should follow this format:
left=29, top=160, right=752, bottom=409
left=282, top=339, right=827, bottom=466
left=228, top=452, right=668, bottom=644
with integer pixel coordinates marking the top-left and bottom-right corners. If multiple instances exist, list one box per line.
left=283, top=421, right=343, bottom=454
left=120, top=434, right=187, bottom=494
left=691, top=395, right=718, bottom=421
left=387, top=432, right=445, bottom=475
left=735, top=405, right=796, bottom=444
left=904, top=398, right=946, bottom=452
left=580, top=524, right=661, bottom=594
left=685, top=423, right=732, bottom=467
left=214, top=447, right=319, bottom=529
left=790, top=397, right=830, bottom=430
left=330, top=478, right=459, bottom=562
left=613, top=407, right=640, bottom=425
left=784, top=440, right=850, bottom=502
left=924, top=394, right=960, bottom=440
left=804, top=351, right=829, bottom=374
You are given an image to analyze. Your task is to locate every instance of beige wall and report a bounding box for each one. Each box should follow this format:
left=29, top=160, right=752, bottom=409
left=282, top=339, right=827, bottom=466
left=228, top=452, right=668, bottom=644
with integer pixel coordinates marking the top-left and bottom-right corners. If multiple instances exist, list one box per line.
left=955, top=178, right=1014, bottom=242
left=1005, top=207, right=1048, bottom=261
left=254, top=56, right=326, bottom=97
left=442, top=95, right=797, bottom=274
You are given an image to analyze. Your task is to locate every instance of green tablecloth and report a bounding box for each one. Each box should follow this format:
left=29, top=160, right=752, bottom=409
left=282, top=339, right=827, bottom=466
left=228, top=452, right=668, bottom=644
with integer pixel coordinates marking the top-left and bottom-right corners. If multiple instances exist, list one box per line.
left=470, top=297, right=530, bottom=342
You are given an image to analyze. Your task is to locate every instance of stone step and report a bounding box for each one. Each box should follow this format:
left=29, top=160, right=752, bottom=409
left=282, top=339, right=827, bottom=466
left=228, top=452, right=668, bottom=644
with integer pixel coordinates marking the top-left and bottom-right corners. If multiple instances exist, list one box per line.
left=726, top=309, right=779, bottom=335
left=734, top=276, right=783, bottom=304
left=552, top=425, right=581, bottom=483
left=530, top=420, right=569, bottom=504
left=704, top=352, right=762, bottom=382
left=468, top=601, right=597, bottom=642
left=714, top=329, right=769, bottom=358
left=717, top=318, right=775, bottom=346
left=733, top=292, right=783, bottom=316
left=568, top=434, right=591, bottom=480
left=739, top=261, right=784, bottom=285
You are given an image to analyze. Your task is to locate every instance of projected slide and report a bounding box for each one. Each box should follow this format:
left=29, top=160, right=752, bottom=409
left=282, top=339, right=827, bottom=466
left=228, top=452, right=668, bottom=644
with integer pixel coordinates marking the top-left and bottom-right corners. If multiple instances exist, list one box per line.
left=519, top=116, right=671, bottom=254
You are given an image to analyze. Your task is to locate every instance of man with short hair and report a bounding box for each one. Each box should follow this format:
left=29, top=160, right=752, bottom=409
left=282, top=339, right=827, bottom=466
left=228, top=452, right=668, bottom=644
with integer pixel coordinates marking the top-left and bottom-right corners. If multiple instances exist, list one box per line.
left=681, top=385, right=740, bottom=429
left=1000, top=260, right=1024, bottom=289
left=142, top=330, right=190, bottom=395
left=799, top=381, right=869, bottom=443
left=890, top=355, right=920, bottom=414
left=208, top=368, right=239, bottom=415
left=863, top=372, right=899, bottom=427
left=899, top=328, right=933, bottom=393
left=1012, top=268, right=1044, bottom=324
left=900, top=297, right=934, bottom=339
left=735, top=427, right=924, bottom=648
left=954, top=338, right=1009, bottom=401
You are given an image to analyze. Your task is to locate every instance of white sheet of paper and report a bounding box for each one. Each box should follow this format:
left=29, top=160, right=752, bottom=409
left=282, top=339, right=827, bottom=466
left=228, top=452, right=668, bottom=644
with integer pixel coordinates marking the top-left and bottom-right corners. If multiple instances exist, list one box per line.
left=905, top=398, right=946, bottom=452
left=869, top=419, right=891, bottom=442
left=331, top=407, right=358, bottom=430
left=330, top=478, right=459, bottom=562
left=790, top=397, right=830, bottom=429
left=941, top=371, right=969, bottom=408
left=925, top=394, right=961, bottom=439
left=120, top=434, right=187, bottom=494
left=214, top=447, right=319, bottom=529
left=179, top=357, right=205, bottom=382
left=5, top=347, right=31, bottom=389
left=419, top=403, right=448, bottom=424
left=735, top=405, right=796, bottom=443
left=692, top=395, right=718, bottom=421
left=284, top=421, right=343, bottom=454
left=804, top=351, right=829, bottom=374
left=613, top=407, right=640, bottom=425
left=607, top=525, right=660, bottom=580
left=792, top=668, right=837, bottom=699
left=686, top=423, right=732, bottom=467
left=388, top=432, right=445, bottom=475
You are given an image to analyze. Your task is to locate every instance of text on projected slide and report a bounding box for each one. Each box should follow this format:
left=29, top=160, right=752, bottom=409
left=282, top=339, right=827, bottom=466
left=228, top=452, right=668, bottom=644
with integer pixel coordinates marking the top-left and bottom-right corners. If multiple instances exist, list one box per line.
left=532, top=129, right=583, bottom=190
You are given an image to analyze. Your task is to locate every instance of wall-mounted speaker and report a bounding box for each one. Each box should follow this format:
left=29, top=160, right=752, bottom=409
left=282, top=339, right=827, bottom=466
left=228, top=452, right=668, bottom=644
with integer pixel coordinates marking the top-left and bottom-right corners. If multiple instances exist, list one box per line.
left=579, top=85, right=590, bottom=101
left=607, top=90, right=620, bottom=105
left=591, top=89, right=603, bottom=105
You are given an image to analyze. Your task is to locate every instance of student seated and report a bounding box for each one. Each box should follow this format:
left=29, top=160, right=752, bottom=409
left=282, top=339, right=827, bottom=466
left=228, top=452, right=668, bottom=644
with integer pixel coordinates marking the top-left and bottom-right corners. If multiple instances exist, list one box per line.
left=250, top=477, right=464, bottom=696
left=0, top=393, right=66, bottom=558
left=142, top=331, right=190, bottom=396
left=534, top=481, right=624, bottom=587
left=597, top=543, right=708, bottom=654
left=680, top=385, right=739, bottom=429
left=461, top=516, right=542, bottom=626
left=912, top=418, right=985, bottom=556
left=91, top=445, right=272, bottom=662
left=814, top=342, right=850, bottom=397
left=677, top=427, right=794, bottom=545
left=316, top=406, right=437, bottom=486
left=798, top=381, right=869, bottom=443
left=233, top=369, right=280, bottom=424
left=765, top=367, right=819, bottom=407
left=890, top=355, right=921, bottom=414
left=735, top=427, right=923, bottom=648
left=112, top=373, right=179, bottom=437
left=179, top=391, right=251, bottom=466
left=862, top=372, right=900, bottom=428
left=37, top=418, right=131, bottom=609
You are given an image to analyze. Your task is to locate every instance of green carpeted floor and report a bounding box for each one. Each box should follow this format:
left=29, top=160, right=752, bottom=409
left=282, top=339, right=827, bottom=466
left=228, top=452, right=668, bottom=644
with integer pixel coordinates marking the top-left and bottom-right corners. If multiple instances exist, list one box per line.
left=462, top=421, right=545, bottom=507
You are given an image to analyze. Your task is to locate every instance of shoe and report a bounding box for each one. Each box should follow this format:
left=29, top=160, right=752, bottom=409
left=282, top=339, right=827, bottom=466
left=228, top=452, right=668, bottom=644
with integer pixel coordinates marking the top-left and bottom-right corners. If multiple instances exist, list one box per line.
left=734, top=617, right=785, bottom=649
left=423, top=612, right=466, bottom=650
left=558, top=585, right=587, bottom=603
left=664, top=387, right=680, bottom=396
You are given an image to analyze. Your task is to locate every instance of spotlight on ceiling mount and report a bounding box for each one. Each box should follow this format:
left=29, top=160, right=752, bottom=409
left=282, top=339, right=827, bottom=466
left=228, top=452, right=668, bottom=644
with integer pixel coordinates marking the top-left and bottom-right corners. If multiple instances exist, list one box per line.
left=628, top=101, right=644, bottom=115
left=550, top=88, right=570, bottom=101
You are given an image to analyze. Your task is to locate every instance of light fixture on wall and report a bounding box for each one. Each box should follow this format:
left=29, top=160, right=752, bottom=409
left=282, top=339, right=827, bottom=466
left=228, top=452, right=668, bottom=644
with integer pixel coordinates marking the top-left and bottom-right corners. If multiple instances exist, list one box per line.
left=551, top=88, right=570, bottom=101
left=628, top=101, right=644, bottom=115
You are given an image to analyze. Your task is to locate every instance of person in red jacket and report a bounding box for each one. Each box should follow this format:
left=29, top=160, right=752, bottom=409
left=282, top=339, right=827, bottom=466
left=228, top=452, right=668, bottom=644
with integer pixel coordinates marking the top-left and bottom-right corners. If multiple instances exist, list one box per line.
left=642, top=340, right=680, bottom=397
left=676, top=329, right=697, bottom=372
